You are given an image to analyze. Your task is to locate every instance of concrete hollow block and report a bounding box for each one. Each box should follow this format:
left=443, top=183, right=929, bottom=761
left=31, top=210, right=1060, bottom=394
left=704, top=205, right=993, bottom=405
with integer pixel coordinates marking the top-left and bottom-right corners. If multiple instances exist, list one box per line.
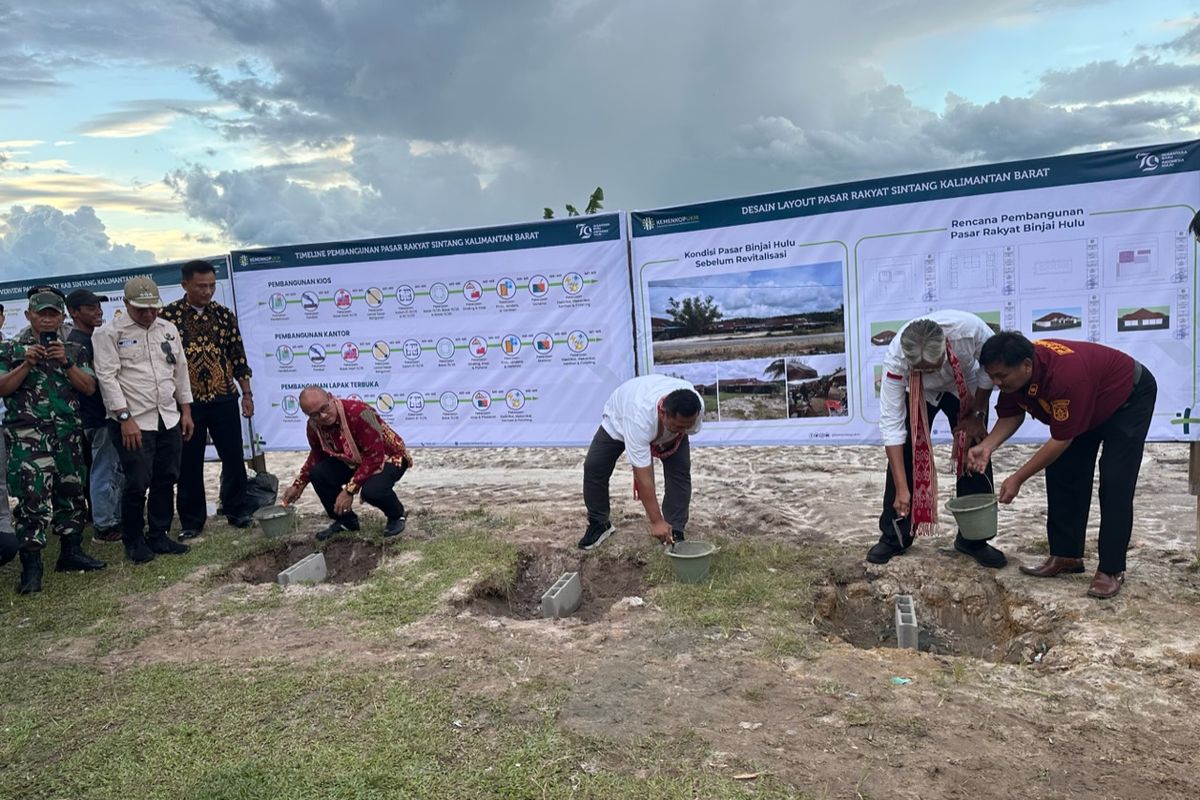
left=541, top=571, right=582, bottom=619
left=894, top=593, right=919, bottom=651
left=278, top=552, right=327, bottom=587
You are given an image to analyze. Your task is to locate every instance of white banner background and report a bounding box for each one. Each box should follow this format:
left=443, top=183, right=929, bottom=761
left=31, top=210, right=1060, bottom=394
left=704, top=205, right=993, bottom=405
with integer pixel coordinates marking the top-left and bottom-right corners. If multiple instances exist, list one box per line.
left=632, top=143, right=1200, bottom=445
left=233, top=215, right=635, bottom=450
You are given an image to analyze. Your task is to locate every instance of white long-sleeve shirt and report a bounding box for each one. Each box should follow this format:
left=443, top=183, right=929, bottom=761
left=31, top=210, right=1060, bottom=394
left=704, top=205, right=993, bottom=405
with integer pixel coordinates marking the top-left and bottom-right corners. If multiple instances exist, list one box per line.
left=878, top=309, right=994, bottom=446
left=93, top=313, right=193, bottom=431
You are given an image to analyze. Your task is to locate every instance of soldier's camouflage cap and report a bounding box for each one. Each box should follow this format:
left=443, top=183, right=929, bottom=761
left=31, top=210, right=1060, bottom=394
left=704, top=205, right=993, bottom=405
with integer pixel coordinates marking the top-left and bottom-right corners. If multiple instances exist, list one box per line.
left=28, top=291, right=66, bottom=313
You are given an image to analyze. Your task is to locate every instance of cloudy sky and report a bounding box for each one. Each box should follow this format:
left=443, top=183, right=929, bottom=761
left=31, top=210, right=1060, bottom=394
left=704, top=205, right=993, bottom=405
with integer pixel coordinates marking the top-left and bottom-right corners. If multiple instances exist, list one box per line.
left=649, top=261, right=844, bottom=318
left=1, top=0, right=1197, bottom=279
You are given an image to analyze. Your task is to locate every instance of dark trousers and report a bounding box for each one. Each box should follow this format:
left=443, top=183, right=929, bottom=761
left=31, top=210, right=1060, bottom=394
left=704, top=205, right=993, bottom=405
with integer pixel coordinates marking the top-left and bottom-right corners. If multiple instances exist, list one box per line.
left=309, top=458, right=406, bottom=523
left=583, top=425, right=692, bottom=532
left=879, top=393, right=994, bottom=544
left=1045, top=366, right=1156, bottom=574
left=178, top=397, right=249, bottom=531
left=0, top=529, right=16, bottom=567
left=113, top=417, right=182, bottom=538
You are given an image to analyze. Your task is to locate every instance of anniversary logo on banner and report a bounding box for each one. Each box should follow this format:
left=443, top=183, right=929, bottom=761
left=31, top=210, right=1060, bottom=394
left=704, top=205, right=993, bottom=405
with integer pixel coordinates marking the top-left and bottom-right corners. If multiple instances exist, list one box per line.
left=232, top=214, right=633, bottom=449
left=631, top=140, right=1200, bottom=445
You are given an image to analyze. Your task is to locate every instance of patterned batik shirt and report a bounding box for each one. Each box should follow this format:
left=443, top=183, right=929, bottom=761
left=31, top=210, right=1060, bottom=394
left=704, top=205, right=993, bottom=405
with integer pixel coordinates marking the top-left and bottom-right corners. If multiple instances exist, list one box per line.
left=161, top=299, right=252, bottom=402
left=294, top=399, right=414, bottom=495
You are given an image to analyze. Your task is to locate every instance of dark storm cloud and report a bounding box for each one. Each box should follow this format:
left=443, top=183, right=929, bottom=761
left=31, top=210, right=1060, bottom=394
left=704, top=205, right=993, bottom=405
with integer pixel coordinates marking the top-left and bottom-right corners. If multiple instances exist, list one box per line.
left=1036, top=57, right=1200, bottom=104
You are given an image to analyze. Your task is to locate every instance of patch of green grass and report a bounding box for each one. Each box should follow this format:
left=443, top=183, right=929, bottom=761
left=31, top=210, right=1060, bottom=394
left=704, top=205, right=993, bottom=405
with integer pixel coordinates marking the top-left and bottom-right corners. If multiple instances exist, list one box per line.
left=218, top=583, right=287, bottom=615
left=648, top=539, right=842, bottom=639
left=0, top=527, right=271, bottom=666
left=301, top=509, right=521, bottom=633
left=0, top=662, right=803, bottom=800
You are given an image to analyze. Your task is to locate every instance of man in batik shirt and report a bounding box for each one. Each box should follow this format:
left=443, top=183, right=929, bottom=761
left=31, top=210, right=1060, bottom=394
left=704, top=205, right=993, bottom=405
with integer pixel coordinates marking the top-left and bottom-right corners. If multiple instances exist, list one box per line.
left=281, top=386, right=413, bottom=540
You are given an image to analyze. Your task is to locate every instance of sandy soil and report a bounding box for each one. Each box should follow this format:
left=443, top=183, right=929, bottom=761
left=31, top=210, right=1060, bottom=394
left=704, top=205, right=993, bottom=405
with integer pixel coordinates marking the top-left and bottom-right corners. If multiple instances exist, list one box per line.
left=48, top=441, right=1200, bottom=798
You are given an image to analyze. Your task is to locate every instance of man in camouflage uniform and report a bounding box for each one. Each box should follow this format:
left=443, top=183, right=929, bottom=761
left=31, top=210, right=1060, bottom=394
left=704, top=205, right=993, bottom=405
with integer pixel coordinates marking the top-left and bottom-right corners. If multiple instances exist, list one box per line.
left=0, top=302, right=15, bottom=570
left=0, top=290, right=106, bottom=594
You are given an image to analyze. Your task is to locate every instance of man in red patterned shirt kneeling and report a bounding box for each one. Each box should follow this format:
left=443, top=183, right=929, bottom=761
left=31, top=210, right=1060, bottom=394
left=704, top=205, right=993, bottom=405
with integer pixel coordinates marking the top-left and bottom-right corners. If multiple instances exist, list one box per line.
left=281, top=386, right=414, bottom=540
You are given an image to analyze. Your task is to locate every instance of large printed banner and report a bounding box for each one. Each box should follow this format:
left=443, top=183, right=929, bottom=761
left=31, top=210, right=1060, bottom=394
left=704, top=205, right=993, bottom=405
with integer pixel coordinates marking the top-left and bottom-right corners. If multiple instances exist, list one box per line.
left=232, top=214, right=634, bottom=450
left=0, top=258, right=233, bottom=340
left=631, top=141, right=1200, bottom=445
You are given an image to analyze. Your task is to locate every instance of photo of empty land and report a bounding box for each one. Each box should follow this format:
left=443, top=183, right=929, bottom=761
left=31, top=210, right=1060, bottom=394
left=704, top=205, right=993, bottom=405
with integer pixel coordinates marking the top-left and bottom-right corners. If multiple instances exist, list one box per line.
left=662, top=355, right=846, bottom=421
left=648, top=261, right=845, bottom=365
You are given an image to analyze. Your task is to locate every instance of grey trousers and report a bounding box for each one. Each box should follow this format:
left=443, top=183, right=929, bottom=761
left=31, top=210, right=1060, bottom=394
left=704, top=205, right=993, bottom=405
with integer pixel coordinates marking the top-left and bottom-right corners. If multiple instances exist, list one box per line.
left=582, top=425, right=692, bottom=532
left=0, top=425, right=12, bottom=534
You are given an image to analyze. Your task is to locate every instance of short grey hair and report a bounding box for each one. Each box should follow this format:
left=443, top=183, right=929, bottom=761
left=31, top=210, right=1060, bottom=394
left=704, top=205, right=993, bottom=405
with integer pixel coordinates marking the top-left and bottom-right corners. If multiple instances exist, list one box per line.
left=899, top=319, right=946, bottom=367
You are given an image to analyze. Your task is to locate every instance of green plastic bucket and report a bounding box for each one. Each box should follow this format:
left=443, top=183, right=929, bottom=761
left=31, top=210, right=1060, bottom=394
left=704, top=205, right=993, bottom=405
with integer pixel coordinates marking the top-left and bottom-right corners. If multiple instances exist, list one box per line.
left=944, top=493, right=997, bottom=541
left=253, top=505, right=297, bottom=538
left=666, top=541, right=717, bottom=583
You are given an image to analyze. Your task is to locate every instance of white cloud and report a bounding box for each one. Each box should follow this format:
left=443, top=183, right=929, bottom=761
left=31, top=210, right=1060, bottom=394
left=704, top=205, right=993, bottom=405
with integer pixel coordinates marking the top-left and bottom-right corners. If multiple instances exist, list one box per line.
left=0, top=205, right=155, bottom=275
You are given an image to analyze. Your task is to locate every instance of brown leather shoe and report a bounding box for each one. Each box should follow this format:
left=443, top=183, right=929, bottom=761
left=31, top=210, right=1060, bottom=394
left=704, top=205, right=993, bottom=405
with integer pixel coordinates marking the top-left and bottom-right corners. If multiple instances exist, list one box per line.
left=1087, top=570, right=1124, bottom=599
left=1019, top=555, right=1086, bottom=577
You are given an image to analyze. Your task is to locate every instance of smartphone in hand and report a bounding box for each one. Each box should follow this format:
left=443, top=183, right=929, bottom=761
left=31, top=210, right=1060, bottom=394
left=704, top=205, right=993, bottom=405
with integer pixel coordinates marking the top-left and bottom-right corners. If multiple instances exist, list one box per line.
left=39, top=331, right=58, bottom=347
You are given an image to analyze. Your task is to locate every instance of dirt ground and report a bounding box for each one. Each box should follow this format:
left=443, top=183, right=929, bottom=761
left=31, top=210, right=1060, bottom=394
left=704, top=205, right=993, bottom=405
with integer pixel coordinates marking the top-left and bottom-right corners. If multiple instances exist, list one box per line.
left=47, top=442, right=1200, bottom=798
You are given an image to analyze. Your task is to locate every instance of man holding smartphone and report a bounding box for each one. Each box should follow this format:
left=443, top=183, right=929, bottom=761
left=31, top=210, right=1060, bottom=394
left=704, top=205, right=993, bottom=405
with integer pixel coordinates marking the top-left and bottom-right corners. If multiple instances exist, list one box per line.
left=0, top=290, right=107, bottom=594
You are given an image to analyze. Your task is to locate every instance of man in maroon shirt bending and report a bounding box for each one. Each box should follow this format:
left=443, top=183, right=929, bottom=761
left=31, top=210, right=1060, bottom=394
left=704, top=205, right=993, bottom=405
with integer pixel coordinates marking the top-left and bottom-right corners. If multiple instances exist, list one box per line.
left=967, top=332, right=1156, bottom=599
left=281, top=386, right=414, bottom=540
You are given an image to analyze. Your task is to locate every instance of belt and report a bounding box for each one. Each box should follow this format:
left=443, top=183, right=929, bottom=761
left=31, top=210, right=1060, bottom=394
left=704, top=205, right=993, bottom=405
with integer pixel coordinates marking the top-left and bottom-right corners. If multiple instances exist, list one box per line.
left=1120, top=361, right=1144, bottom=409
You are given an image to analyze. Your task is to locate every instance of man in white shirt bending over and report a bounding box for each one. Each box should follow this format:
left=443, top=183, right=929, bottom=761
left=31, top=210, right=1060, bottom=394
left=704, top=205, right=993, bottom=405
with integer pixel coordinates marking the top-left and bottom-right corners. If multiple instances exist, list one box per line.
left=579, top=374, right=704, bottom=550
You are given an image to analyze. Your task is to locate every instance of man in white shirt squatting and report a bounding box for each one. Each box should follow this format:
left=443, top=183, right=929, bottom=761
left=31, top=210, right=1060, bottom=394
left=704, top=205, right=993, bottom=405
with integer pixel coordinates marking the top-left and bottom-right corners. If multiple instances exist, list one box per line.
left=579, top=374, right=704, bottom=550
left=866, top=310, right=1005, bottom=569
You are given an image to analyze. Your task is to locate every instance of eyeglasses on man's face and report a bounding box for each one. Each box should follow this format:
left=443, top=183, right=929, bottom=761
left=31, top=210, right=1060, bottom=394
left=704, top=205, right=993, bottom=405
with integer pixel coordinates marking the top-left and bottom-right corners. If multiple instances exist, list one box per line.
left=304, top=399, right=335, bottom=419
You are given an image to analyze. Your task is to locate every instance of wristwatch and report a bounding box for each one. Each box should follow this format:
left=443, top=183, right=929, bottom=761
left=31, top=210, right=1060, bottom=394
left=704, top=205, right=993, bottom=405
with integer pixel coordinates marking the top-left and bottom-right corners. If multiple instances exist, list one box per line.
left=117, top=411, right=132, bottom=422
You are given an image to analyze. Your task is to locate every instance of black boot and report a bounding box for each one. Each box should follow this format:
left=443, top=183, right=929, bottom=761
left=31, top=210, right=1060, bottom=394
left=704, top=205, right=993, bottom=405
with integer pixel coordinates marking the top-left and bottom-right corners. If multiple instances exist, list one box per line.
left=866, top=519, right=914, bottom=564
left=18, top=548, right=43, bottom=594
left=123, top=532, right=156, bottom=564
left=55, top=533, right=108, bottom=572
left=146, top=532, right=190, bottom=555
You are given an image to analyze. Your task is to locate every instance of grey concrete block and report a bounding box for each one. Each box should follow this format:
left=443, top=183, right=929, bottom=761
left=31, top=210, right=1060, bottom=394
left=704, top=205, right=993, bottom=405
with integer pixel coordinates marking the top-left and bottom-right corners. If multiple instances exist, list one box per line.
left=278, top=552, right=327, bottom=586
left=894, top=594, right=918, bottom=650
left=541, top=571, right=582, bottom=619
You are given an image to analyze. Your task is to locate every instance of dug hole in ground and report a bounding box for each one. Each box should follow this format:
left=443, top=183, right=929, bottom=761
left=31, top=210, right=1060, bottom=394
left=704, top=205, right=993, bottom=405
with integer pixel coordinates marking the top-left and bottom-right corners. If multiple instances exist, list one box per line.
left=17, top=442, right=1200, bottom=798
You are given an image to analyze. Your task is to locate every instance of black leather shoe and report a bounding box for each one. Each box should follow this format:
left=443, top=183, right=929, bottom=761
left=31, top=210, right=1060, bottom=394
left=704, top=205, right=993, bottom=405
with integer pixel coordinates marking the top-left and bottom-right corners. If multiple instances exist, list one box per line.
left=383, top=516, right=407, bottom=537
left=178, top=529, right=202, bottom=541
left=147, top=533, right=190, bottom=555
left=123, top=535, right=156, bottom=564
left=866, top=538, right=908, bottom=564
left=316, top=521, right=348, bottom=541
left=228, top=515, right=255, bottom=529
left=953, top=534, right=1007, bottom=569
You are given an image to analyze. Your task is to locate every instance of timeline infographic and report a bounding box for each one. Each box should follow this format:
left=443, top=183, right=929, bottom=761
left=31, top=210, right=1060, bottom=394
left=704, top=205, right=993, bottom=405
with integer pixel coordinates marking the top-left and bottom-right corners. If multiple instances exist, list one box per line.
left=232, top=215, right=634, bottom=449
